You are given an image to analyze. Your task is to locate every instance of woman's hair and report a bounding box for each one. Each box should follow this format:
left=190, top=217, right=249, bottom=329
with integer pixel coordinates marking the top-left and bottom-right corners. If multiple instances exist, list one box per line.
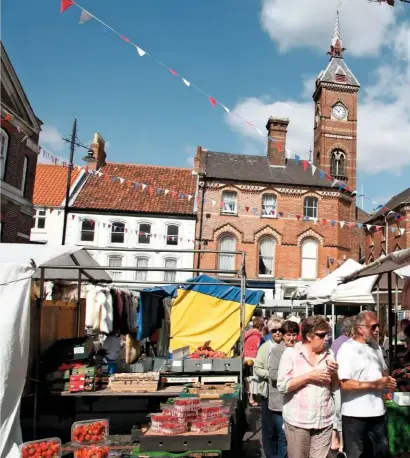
left=252, top=316, right=265, bottom=330
left=267, top=316, right=284, bottom=332
left=342, top=316, right=355, bottom=336
left=281, top=320, right=300, bottom=335
left=301, top=316, right=330, bottom=342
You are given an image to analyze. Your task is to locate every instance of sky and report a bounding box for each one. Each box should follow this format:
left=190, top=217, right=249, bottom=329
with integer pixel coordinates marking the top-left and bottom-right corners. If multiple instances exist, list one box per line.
left=2, top=0, right=410, bottom=213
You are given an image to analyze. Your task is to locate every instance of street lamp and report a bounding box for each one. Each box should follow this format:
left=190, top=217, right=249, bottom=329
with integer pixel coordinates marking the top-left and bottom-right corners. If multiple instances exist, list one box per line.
left=61, top=118, right=97, bottom=245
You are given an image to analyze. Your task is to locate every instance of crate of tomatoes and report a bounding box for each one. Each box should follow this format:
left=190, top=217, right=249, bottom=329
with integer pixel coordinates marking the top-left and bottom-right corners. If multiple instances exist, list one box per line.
left=73, top=444, right=110, bottom=458
left=71, top=419, right=109, bottom=444
left=20, top=438, right=61, bottom=458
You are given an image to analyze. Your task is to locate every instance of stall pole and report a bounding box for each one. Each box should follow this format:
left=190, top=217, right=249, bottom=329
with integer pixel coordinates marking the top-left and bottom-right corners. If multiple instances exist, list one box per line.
left=324, top=303, right=327, bottom=318
left=76, top=269, right=82, bottom=337
left=394, top=275, right=399, bottom=362
left=376, top=285, right=380, bottom=319
left=387, top=272, right=394, bottom=374
left=239, top=252, right=246, bottom=401
left=331, top=302, right=335, bottom=341
left=33, top=267, right=45, bottom=439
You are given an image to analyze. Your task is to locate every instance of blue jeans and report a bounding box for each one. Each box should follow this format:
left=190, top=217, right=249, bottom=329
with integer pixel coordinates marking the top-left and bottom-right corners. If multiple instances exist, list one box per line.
left=261, top=396, right=287, bottom=458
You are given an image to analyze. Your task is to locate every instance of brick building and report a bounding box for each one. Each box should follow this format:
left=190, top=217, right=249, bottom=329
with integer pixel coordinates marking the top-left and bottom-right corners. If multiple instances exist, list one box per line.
left=0, top=42, right=42, bottom=242
left=194, top=15, right=367, bottom=304
left=364, top=187, right=410, bottom=262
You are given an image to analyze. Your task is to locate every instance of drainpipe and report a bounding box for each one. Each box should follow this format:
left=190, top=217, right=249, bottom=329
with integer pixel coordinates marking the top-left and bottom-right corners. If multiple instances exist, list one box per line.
left=196, top=173, right=206, bottom=270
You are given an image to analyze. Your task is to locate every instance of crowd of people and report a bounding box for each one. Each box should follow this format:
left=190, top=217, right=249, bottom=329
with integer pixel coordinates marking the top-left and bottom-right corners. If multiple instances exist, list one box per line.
left=243, top=311, right=410, bottom=458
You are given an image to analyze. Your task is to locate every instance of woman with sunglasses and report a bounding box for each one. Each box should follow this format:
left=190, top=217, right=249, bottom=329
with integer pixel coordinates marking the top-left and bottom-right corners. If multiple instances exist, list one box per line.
left=277, top=316, right=339, bottom=458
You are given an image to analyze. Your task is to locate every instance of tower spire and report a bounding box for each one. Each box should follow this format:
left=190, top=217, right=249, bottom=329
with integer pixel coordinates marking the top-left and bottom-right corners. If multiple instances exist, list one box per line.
left=328, top=9, right=345, bottom=59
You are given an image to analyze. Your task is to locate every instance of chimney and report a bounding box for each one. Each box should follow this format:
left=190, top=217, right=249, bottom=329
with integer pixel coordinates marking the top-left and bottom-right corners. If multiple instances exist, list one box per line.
left=88, top=133, right=107, bottom=171
left=266, top=117, right=289, bottom=166
left=194, top=145, right=206, bottom=175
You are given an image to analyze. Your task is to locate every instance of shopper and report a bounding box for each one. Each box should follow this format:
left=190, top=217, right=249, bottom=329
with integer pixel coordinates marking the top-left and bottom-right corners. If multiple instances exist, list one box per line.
left=244, top=316, right=265, bottom=406
left=331, top=316, right=354, bottom=358
left=268, top=320, right=300, bottom=458
left=254, top=317, right=284, bottom=458
left=277, top=316, right=339, bottom=458
left=337, top=311, right=396, bottom=458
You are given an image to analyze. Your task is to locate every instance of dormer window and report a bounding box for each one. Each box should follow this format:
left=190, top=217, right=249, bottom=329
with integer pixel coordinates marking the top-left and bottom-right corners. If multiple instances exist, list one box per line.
left=335, top=74, right=346, bottom=83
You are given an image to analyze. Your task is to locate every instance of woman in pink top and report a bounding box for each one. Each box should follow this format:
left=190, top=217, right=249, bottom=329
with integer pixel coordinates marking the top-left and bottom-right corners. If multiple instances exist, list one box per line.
left=244, top=316, right=265, bottom=406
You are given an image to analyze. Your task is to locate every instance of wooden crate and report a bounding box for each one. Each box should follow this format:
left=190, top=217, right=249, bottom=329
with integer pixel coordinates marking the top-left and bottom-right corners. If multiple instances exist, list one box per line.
left=110, top=380, right=159, bottom=393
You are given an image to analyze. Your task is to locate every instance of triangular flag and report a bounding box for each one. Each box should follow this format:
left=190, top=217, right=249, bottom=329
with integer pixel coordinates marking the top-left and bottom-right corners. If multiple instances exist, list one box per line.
left=182, top=78, right=190, bottom=87
left=141, top=184, right=147, bottom=190
left=375, top=225, right=382, bottom=232
left=278, top=212, right=284, bottom=218
left=245, top=206, right=250, bottom=212
left=71, top=215, right=76, bottom=220
left=391, top=226, right=396, bottom=233
left=319, top=170, right=325, bottom=180
left=294, top=155, right=300, bottom=164
left=164, top=190, right=170, bottom=195
left=211, top=200, right=216, bottom=207
left=136, top=46, right=146, bottom=57
left=120, top=35, right=130, bottom=43
left=339, top=221, right=345, bottom=228
left=311, top=165, right=317, bottom=176
left=356, top=223, right=362, bottom=229
left=331, top=220, right=336, bottom=227
left=222, top=105, right=230, bottom=114
left=313, top=218, right=318, bottom=224
left=400, top=228, right=405, bottom=235
left=331, top=179, right=339, bottom=188
left=302, top=160, right=309, bottom=171
left=255, top=128, right=263, bottom=136
left=252, top=208, right=257, bottom=215
left=296, top=215, right=301, bottom=220
left=119, top=178, right=125, bottom=184
left=209, top=97, right=217, bottom=108
left=168, top=68, right=178, bottom=76
left=187, top=195, right=193, bottom=201
left=366, top=225, right=372, bottom=231
left=348, top=222, right=355, bottom=229
left=79, top=10, right=93, bottom=24
left=61, top=0, right=74, bottom=13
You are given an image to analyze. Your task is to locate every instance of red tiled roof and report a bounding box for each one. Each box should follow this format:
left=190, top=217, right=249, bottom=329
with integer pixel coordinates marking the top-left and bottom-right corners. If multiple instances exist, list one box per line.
left=33, top=164, right=80, bottom=207
left=72, top=162, right=196, bottom=215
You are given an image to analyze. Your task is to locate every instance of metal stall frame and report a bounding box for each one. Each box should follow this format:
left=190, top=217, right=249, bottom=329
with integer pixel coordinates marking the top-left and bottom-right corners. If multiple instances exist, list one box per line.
left=33, top=248, right=249, bottom=439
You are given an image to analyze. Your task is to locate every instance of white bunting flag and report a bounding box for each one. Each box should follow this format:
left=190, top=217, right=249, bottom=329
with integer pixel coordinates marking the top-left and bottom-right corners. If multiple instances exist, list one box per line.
left=311, top=165, right=317, bottom=176
left=164, top=190, right=169, bottom=195
left=141, top=184, right=147, bottom=190
left=332, top=179, right=339, bottom=188
left=136, top=46, right=146, bottom=57
left=79, top=10, right=93, bottom=24
left=313, top=218, right=318, bottom=224
left=366, top=224, right=373, bottom=231
left=255, top=128, right=263, bottom=136
left=187, top=195, right=193, bottom=201
left=211, top=200, right=216, bottom=207
left=182, top=78, right=190, bottom=87
left=400, top=228, right=406, bottom=236
left=119, top=178, right=125, bottom=184
left=222, top=105, right=230, bottom=114
left=339, top=221, right=345, bottom=228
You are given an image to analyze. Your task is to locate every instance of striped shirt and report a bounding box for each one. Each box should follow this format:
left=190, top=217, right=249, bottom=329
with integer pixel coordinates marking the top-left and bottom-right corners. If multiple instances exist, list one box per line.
left=277, top=343, right=335, bottom=429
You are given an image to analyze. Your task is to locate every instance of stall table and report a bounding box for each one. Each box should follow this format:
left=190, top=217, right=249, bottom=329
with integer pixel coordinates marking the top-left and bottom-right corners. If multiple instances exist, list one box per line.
left=58, top=386, right=184, bottom=397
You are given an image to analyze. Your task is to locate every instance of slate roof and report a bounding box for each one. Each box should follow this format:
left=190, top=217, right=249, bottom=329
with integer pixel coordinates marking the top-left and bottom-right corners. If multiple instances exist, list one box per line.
left=203, top=152, right=333, bottom=188
left=33, top=165, right=80, bottom=207
left=356, top=207, right=369, bottom=224
left=318, top=57, right=360, bottom=87
left=72, top=162, right=196, bottom=215
left=366, top=187, right=410, bottom=222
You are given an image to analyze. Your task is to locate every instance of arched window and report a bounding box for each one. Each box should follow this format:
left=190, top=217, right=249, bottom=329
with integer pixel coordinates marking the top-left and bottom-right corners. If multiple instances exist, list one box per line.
left=304, top=197, right=318, bottom=219
left=80, top=219, right=95, bottom=242
left=108, top=255, right=123, bottom=281
left=136, top=257, right=149, bottom=281
left=330, top=150, right=346, bottom=177
left=221, top=191, right=237, bottom=215
left=166, top=225, right=179, bottom=246
left=138, top=223, right=151, bottom=244
left=301, top=238, right=318, bottom=279
left=111, top=222, right=125, bottom=244
left=258, top=237, right=276, bottom=276
left=261, top=194, right=277, bottom=217
left=21, top=156, right=29, bottom=195
left=164, top=258, right=177, bottom=282
left=0, top=128, right=9, bottom=180
left=316, top=151, right=320, bottom=165
left=218, top=235, right=236, bottom=271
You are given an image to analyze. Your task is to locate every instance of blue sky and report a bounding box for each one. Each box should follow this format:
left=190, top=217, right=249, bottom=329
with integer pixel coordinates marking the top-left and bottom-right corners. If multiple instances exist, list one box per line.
left=2, top=0, right=410, bottom=212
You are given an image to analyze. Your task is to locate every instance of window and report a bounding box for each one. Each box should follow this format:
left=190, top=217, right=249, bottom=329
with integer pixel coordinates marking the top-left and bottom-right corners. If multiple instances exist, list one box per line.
left=261, top=194, right=277, bottom=217
left=164, top=258, right=177, bottom=282
left=108, top=256, right=123, bottom=281
left=166, top=225, right=179, bottom=246
left=258, top=237, right=276, bottom=276
left=138, top=223, right=151, bottom=244
left=301, top=238, right=318, bottom=279
left=81, top=220, right=95, bottom=242
left=35, top=209, right=47, bottom=229
left=0, top=128, right=9, bottom=180
left=221, top=191, right=237, bottom=215
left=335, top=74, right=346, bottom=83
left=304, top=197, right=318, bottom=219
left=330, top=150, right=346, bottom=177
left=218, top=235, right=236, bottom=271
left=316, top=152, right=320, bottom=165
left=135, top=257, right=148, bottom=282
left=21, top=156, right=29, bottom=195
left=111, top=222, right=125, bottom=244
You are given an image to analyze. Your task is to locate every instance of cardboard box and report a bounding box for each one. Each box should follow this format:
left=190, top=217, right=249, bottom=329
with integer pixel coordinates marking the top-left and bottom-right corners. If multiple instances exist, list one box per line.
left=72, top=366, right=100, bottom=376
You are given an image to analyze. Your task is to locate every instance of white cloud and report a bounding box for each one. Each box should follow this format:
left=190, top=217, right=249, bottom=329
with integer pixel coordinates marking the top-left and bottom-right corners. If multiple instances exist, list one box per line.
left=40, top=125, right=65, bottom=152
left=184, top=144, right=196, bottom=167
left=261, top=0, right=396, bottom=57
left=226, top=19, right=410, bottom=175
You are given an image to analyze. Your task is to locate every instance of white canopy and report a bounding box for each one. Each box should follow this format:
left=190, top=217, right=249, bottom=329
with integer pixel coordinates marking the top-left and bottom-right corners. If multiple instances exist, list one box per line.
left=307, top=259, right=363, bottom=304
left=0, top=244, right=110, bottom=458
left=331, top=274, right=378, bottom=304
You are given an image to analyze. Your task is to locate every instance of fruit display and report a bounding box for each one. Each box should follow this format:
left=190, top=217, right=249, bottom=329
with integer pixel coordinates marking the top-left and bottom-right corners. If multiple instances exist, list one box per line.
left=150, top=422, right=187, bottom=435
left=71, top=419, right=109, bottom=443
left=189, top=345, right=226, bottom=359
left=174, top=397, right=201, bottom=412
left=161, top=406, right=198, bottom=419
left=199, top=403, right=225, bottom=419
left=73, top=445, right=110, bottom=458
left=20, top=439, right=61, bottom=458
left=191, top=416, right=230, bottom=433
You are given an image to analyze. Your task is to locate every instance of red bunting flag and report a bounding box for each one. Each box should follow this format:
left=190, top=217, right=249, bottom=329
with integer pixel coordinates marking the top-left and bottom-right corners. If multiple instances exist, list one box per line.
left=148, top=186, right=155, bottom=196
left=246, top=120, right=254, bottom=127
left=61, top=0, right=74, bottom=13
left=3, top=113, right=11, bottom=122
left=120, top=35, right=130, bottom=43
left=245, top=206, right=250, bottom=212
left=209, top=97, right=217, bottom=108
left=302, top=160, right=309, bottom=171
left=348, top=222, right=356, bottom=229
left=71, top=215, right=76, bottom=220
left=168, top=68, right=178, bottom=76
left=296, top=215, right=301, bottom=220
left=321, top=219, right=327, bottom=226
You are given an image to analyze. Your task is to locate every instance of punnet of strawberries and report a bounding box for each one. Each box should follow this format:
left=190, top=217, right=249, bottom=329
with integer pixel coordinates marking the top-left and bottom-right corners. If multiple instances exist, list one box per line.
left=20, top=439, right=61, bottom=458
left=189, top=345, right=226, bottom=359
left=71, top=420, right=108, bottom=443
left=73, top=445, right=109, bottom=458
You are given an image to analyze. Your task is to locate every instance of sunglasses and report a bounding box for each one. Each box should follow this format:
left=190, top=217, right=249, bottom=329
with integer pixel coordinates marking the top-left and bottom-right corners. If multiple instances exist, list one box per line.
left=315, top=332, right=329, bottom=339
left=358, top=323, right=380, bottom=331
left=271, top=328, right=284, bottom=334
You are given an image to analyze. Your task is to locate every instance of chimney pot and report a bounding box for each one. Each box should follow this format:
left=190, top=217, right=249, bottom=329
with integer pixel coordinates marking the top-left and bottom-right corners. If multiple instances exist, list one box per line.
left=266, top=117, right=289, bottom=166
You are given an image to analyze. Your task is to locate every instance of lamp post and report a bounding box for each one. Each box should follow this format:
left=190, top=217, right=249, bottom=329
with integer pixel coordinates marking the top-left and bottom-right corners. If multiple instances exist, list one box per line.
left=61, top=119, right=96, bottom=245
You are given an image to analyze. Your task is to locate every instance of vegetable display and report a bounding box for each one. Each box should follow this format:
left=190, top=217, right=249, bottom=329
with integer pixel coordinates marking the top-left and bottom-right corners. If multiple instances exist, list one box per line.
left=20, top=440, right=61, bottom=458
left=189, top=345, right=226, bottom=359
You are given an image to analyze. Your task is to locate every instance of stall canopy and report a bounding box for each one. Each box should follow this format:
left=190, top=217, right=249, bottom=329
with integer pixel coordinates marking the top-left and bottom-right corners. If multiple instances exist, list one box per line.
left=331, top=274, right=377, bottom=304
left=139, top=275, right=265, bottom=354
left=0, top=244, right=111, bottom=458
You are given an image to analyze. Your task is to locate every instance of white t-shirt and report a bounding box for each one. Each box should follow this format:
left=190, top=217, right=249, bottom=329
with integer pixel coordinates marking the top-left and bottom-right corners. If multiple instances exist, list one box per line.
left=337, top=338, right=387, bottom=417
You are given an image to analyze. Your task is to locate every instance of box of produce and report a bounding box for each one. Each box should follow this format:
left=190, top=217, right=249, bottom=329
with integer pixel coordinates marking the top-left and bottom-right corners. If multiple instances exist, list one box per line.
left=174, top=397, right=201, bottom=412
left=200, top=403, right=224, bottom=419
left=73, top=445, right=110, bottom=458
left=72, top=366, right=100, bottom=376
left=71, top=419, right=109, bottom=443
left=20, top=439, right=61, bottom=458
left=161, top=406, right=199, bottom=420
left=191, top=416, right=230, bottom=433
left=150, top=414, right=188, bottom=427
left=150, top=421, right=187, bottom=435
left=46, top=370, right=71, bottom=382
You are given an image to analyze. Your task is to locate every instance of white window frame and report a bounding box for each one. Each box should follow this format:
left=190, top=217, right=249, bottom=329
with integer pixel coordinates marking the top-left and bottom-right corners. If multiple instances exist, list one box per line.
left=304, top=197, right=318, bottom=219
left=258, top=237, right=276, bottom=277
left=164, top=257, right=177, bottom=282
left=166, top=224, right=179, bottom=246
left=301, top=238, right=318, bottom=280
left=110, top=221, right=126, bottom=245
left=137, top=222, right=151, bottom=245
left=218, top=235, right=236, bottom=273
left=80, top=219, right=96, bottom=243
left=35, top=209, right=47, bottom=229
left=221, top=191, right=238, bottom=215
left=261, top=194, right=277, bottom=218
left=0, top=128, right=9, bottom=180
left=135, top=256, right=149, bottom=282
left=330, top=150, right=346, bottom=177
left=108, top=255, right=123, bottom=282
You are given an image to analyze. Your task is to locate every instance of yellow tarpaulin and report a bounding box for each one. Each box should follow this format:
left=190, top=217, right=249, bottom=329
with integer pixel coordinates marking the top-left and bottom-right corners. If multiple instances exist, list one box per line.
left=170, top=289, right=256, bottom=354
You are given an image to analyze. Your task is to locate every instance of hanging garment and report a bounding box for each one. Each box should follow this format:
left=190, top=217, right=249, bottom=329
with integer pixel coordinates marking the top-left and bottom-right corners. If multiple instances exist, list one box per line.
left=111, top=289, right=120, bottom=333
left=125, top=334, right=140, bottom=364
left=157, top=297, right=171, bottom=357
left=138, top=293, right=165, bottom=340
left=402, top=278, right=410, bottom=310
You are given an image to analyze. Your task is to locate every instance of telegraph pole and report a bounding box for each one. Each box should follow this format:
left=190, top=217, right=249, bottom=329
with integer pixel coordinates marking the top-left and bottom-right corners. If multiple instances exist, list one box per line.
left=61, top=119, right=77, bottom=245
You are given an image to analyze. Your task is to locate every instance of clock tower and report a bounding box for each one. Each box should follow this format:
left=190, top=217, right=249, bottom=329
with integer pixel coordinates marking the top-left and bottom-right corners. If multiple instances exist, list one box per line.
left=313, top=11, right=360, bottom=189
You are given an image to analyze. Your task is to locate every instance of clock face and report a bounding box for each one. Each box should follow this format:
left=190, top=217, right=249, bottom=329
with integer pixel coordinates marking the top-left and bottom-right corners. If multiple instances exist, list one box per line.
left=332, top=104, right=347, bottom=120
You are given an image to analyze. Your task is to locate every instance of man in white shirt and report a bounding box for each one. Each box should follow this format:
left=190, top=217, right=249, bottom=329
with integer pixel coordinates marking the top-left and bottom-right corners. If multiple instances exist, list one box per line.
left=337, top=311, right=396, bottom=458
